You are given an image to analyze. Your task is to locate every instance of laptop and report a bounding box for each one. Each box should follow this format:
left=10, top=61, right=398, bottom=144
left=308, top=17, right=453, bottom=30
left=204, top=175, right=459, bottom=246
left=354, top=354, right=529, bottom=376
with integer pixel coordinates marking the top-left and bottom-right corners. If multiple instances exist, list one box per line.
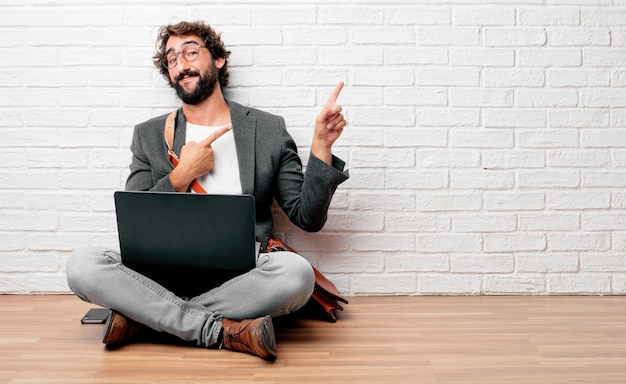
left=114, top=191, right=258, bottom=273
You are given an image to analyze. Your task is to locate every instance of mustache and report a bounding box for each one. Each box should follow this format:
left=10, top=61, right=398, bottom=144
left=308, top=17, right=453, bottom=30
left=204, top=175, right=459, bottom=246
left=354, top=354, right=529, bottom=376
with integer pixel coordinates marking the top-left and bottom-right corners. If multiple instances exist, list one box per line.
left=176, top=70, right=200, bottom=82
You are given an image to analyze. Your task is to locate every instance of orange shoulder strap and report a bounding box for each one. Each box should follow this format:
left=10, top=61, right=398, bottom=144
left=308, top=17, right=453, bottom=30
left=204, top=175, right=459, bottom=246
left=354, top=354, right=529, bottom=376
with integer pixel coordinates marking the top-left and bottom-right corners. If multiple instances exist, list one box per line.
left=163, top=110, right=207, bottom=194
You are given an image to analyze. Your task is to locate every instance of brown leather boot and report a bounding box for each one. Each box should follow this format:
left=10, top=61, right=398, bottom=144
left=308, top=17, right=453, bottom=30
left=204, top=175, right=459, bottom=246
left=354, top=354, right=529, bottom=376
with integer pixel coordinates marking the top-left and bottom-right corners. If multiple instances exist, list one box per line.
left=102, top=310, right=147, bottom=349
left=221, top=315, right=277, bottom=360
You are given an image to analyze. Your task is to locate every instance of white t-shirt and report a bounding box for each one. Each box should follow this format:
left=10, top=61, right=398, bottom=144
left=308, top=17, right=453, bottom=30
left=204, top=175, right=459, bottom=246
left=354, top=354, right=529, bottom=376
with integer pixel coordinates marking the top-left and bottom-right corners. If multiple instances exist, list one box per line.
left=185, top=122, right=242, bottom=195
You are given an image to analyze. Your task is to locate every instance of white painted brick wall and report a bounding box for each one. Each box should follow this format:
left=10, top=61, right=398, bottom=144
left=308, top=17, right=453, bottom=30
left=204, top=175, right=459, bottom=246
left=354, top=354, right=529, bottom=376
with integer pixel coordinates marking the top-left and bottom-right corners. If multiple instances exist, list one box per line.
left=1, top=1, right=626, bottom=295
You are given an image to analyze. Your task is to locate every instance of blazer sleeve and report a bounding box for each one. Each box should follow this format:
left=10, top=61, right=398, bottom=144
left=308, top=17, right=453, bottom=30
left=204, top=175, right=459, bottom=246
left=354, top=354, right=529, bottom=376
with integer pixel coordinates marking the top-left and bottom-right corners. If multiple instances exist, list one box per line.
left=125, top=117, right=177, bottom=192
left=273, top=121, right=349, bottom=232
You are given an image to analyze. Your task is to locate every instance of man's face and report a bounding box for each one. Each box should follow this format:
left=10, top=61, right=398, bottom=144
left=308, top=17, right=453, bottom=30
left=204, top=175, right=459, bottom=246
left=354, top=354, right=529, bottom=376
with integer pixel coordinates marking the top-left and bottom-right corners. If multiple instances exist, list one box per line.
left=165, top=35, right=224, bottom=105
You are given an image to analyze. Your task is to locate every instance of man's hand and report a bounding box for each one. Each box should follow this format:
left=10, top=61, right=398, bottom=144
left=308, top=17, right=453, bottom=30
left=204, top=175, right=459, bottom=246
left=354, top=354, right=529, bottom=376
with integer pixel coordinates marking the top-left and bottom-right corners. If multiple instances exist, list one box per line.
left=169, top=124, right=232, bottom=192
left=312, top=82, right=346, bottom=165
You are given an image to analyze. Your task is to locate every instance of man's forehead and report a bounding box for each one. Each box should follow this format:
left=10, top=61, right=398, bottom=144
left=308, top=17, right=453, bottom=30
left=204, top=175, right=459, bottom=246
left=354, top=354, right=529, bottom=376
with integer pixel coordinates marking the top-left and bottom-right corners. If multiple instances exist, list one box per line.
left=165, top=35, right=203, bottom=52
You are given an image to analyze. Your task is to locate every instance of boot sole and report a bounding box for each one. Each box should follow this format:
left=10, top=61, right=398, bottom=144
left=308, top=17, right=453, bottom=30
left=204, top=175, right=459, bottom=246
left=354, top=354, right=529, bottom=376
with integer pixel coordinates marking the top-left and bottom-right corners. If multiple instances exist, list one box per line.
left=260, top=315, right=277, bottom=360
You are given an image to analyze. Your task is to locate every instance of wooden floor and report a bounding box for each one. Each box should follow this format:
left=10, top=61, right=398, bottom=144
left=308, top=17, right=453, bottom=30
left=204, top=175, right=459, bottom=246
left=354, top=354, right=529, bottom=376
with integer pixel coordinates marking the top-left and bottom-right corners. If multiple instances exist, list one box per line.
left=0, top=295, right=625, bottom=384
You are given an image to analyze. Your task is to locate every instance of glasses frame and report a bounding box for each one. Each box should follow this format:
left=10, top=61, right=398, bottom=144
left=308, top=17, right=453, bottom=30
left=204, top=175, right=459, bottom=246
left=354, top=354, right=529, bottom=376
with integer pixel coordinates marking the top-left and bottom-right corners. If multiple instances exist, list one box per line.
left=162, top=43, right=207, bottom=69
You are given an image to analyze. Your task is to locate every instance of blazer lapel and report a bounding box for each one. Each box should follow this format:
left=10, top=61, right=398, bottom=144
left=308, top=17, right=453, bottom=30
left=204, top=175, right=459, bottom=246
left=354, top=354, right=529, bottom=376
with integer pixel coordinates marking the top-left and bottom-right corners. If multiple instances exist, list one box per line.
left=229, top=101, right=256, bottom=195
left=172, top=108, right=186, bottom=165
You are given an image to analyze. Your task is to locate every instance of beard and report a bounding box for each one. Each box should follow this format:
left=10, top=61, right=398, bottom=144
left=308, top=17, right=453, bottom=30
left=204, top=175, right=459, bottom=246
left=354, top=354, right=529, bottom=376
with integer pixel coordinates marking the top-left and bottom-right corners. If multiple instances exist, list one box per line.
left=171, top=61, right=219, bottom=105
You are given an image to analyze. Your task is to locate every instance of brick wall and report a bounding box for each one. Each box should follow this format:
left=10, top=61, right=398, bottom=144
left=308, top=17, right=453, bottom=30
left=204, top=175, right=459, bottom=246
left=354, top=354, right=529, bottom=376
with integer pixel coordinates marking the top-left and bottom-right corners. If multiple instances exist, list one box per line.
left=1, top=1, right=626, bottom=295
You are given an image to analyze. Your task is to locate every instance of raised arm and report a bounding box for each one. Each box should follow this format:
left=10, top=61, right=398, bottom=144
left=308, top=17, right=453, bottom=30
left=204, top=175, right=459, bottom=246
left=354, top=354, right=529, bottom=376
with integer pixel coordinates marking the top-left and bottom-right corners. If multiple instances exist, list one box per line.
left=311, top=82, right=347, bottom=165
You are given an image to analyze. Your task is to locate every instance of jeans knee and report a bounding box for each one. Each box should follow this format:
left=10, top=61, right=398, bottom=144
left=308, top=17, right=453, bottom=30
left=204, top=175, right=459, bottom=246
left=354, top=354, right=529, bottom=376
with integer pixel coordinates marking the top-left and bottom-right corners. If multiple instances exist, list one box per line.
left=276, top=252, right=315, bottom=304
left=294, top=256, right=315, bottom=297
left=66, top=246, right=111, bottom=299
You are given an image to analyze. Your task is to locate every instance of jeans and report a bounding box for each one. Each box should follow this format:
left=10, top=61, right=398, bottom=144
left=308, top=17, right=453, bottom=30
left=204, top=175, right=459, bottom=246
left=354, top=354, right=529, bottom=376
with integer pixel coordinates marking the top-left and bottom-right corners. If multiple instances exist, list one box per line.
left=66, top=246, right=315, bottom=347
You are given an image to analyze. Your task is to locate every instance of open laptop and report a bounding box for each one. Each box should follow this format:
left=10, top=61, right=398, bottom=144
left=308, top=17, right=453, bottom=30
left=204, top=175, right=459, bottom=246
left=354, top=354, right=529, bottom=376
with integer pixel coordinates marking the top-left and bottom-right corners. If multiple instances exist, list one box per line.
left=114, top=191, right=258, bottom=274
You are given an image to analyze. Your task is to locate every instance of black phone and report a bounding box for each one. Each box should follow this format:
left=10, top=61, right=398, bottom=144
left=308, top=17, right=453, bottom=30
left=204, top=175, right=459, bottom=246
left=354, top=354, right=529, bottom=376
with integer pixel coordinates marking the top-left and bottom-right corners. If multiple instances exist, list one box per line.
left=80, top=308, right=110, bottom=324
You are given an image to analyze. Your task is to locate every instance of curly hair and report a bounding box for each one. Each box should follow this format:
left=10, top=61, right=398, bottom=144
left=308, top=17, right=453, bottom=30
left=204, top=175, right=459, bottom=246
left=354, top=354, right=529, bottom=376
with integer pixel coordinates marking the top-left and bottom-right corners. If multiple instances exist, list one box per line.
left=153, top=21, right=231, bottom=88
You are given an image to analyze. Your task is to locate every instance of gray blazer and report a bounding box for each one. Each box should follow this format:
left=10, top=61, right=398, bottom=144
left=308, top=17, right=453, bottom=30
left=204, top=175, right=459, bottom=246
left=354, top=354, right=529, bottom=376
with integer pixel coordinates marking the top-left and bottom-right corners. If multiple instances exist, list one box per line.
left=125, top=100, right=349, bottom=249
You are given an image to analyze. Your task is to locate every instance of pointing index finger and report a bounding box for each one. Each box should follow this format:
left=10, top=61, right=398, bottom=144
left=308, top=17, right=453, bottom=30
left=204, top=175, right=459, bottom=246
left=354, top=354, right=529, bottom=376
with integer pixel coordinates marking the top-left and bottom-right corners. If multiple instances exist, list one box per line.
left=200, top=124, right=232, bottom=146
left=325, top=81, right=345, bottom=107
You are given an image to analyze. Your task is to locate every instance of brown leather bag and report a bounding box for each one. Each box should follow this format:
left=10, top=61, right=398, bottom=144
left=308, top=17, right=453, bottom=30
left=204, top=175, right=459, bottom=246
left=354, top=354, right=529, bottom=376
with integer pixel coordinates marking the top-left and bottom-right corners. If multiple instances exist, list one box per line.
left=267, top=237, right=348, bottom=322
left=163, top=111, right=348, bottom=322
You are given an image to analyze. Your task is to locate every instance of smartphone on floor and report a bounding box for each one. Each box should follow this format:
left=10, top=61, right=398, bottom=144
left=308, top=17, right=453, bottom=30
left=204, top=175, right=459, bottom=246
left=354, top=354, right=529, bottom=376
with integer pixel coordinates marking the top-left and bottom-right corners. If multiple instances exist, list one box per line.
left=80, top=308, right=110, bottom=324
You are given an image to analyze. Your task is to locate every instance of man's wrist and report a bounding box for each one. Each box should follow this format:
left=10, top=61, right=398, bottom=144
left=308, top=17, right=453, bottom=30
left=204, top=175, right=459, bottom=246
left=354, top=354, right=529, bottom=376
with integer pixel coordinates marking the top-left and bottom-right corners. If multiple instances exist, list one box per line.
left=311, top=141, right=332, bottom=165
left=169, top=167, right=192, bottom=192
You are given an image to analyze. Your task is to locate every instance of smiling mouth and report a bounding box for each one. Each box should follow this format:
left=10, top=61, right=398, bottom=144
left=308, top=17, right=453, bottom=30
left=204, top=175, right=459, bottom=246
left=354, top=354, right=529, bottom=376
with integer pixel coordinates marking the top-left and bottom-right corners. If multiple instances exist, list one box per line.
left=177, top=70, right=200, bottom=82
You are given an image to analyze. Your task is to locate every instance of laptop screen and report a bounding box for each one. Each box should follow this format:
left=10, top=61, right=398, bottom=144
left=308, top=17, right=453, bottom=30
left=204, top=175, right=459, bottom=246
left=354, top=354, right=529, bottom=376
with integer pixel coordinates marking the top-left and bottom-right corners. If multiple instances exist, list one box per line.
left=114, top=191, right=257, bottom=271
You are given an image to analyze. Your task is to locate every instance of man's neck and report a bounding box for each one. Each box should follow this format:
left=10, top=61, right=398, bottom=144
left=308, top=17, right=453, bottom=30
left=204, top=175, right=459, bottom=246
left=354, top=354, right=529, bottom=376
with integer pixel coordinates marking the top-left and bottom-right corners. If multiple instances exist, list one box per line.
left=182, top=87, right=231, bottom=126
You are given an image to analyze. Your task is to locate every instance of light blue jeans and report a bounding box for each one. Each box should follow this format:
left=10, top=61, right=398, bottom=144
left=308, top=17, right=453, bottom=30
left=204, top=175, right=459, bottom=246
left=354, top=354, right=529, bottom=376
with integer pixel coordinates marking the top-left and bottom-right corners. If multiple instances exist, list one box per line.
left=66, top=246, right=315, bottom=347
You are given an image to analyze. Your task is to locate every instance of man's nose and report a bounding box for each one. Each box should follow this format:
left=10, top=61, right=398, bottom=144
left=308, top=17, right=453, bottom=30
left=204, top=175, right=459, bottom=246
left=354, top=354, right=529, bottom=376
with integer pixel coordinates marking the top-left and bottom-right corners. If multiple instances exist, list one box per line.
left=175, top=54, right=191, bottom=71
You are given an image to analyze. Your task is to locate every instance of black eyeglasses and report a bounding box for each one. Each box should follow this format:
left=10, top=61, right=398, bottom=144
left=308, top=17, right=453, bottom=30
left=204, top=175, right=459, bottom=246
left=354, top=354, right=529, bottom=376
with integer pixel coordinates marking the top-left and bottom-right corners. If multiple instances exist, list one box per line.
left=162, top=44, right=206, bottom=69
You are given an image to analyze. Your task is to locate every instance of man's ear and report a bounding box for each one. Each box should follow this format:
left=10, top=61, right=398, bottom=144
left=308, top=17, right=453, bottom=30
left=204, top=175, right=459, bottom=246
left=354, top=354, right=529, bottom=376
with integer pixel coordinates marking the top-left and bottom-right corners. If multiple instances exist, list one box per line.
left=215, top=57, right=225, bottom=69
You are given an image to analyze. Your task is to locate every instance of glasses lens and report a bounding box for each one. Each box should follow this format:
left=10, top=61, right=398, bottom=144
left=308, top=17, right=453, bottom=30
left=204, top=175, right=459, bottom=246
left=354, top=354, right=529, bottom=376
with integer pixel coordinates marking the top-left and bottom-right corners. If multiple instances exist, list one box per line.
left=183, top=45, right=200, bottom=61
left=164, top=55, right=177, bottom=69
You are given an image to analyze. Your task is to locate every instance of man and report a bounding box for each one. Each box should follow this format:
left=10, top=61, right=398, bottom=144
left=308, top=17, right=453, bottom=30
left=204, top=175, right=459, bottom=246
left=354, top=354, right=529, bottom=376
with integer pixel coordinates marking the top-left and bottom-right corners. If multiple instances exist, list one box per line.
left=66, top=21, right=348, bottom=361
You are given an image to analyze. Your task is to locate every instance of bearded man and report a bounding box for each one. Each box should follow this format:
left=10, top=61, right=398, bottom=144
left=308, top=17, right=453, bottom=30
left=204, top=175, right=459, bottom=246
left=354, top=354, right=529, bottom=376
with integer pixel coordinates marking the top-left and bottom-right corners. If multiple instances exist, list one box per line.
left=66, top=20, right=348, bottom=360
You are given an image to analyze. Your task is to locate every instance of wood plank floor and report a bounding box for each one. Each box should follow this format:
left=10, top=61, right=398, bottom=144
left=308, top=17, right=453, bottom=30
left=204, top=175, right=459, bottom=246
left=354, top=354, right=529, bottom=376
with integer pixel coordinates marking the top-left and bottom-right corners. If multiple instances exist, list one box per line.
left=0, top=295, right=625, bottom=384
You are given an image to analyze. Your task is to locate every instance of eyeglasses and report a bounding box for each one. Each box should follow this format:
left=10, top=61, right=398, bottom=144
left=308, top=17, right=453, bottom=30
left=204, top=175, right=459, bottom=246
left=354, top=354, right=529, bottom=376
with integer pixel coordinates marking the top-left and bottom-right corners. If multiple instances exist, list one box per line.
left=162, top=44, right=206, bottom=69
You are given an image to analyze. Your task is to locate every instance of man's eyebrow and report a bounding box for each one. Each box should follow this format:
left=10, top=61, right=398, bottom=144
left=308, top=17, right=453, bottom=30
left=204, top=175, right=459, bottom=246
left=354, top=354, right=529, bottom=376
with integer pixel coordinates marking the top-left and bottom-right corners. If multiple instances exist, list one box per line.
left=165, top=40, right=202, bottom=55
